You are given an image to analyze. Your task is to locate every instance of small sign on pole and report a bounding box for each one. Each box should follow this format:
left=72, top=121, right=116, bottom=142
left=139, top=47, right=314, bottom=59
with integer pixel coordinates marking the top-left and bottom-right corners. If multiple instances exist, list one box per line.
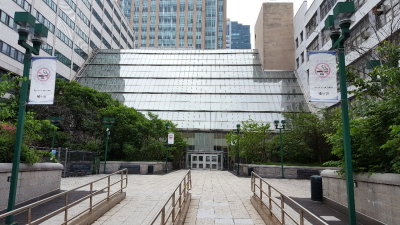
left=28, top=57, right=57, bottom=105
left=168, top=132, right=174, bottom=145
left=308, top=51, right=339, bottom=102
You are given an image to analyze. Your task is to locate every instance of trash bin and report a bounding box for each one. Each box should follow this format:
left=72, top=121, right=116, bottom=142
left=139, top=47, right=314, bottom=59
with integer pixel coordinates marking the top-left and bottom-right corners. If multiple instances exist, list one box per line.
left=248, top=167, right=254, bottom=176
left=148, top=165, right=154, bottom=174
left=310, top=175, right=323, bottom=201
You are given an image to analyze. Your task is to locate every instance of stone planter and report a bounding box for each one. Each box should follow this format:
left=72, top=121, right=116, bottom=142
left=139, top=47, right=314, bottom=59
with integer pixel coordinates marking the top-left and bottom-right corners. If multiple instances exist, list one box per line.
left=238, top=164, right=338, bottom=179
left=99, top=161, right=173, bottom=174
left=321, top=169, right=400, bottom=225
left=0, top=163, right=63, bottom=211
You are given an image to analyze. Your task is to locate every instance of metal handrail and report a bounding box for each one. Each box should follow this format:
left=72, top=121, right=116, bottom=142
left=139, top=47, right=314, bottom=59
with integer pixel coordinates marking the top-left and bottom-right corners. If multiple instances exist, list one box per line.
left=0, top=169, right=128, bottom=225
left=251, top=172, right=328, bottom=225
left=150, top=170, right=192, bottom=225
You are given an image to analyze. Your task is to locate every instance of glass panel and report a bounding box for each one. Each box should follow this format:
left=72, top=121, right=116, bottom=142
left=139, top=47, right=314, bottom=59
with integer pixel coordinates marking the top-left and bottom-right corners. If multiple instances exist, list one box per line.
left=212, top=164, right=217, bottom=169
left=192, top=156, right=197, bottom=161
left=206, top=156, right=210, bottom=162
left=206, top=164, right=210, bottom=168
left=199, top=156, right=203, bottom=161
left=199, top=164, right=203, bottom=168
left=192, top=164, right=197, bottom=169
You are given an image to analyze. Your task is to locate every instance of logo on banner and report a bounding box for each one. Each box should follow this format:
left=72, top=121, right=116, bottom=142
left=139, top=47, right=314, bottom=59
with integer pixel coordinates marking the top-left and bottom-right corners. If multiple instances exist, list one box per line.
left=308, top=51, right=338, bottom=102
left=28, top=57, right=57, bottom=105
left=315, top=63, right=331, bottom=78
left=36, top=68, right=51, bottom=81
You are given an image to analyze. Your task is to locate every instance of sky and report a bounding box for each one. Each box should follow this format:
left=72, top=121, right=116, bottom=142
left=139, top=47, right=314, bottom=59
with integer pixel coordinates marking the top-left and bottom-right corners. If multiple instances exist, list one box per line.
left=227, top=0, right=315, bottom=48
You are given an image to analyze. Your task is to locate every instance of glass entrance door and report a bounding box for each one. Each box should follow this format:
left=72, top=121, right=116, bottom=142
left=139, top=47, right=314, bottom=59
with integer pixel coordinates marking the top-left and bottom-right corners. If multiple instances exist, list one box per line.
left=191, top=154, right=219, bottom=170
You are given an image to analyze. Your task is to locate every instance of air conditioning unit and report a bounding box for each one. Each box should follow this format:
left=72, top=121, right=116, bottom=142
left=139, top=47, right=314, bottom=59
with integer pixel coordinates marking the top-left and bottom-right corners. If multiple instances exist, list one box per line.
left=361, top=30, right=371, bottom=40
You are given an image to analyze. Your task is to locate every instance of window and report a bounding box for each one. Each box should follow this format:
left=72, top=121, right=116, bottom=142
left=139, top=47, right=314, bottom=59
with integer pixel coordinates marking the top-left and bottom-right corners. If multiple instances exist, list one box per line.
left=307, top=36, right=319, bottom=52
left=300, top=31, right=304, bottom=42
left=42, top=0, right=57, bottom=12
left=295, top=38, right=298, bottom=48
left=82, top=0, right=91, bottom=10
left=301, top=52, right=304, bottom=63
left=102, top=38, right=111, bottom=49
left=72, top=63, right=80, bottom=72
left=306, top=13, right=317, bottom=38
left=56, top=29, right=73, bottom=48
left=0, top=40, right=24, bottom=63
left=95, top=0, right=104, bottom=10
left=77, top=8, right=90, bottom=27
left=91, top=25, right=101, bottom=40
left=12, top=0, right=32, bottom=12
left=92, top=9, right=102, bottom=24
left=75, top=26, right=89, bottom=43
left=41, top=43, right=53, bottom=55
left=55, top=50, right=71, bottom=68
left=36, top=12, right=55, bottom=33
left=64, top=0, right=77, bottom=11
left=320, top=0, right=338, bottom=21
left=58, top=9, right=75, bottom=30
left=296, top=57, right=299, bottom=68
left=90, top=41, right=98, bottom=50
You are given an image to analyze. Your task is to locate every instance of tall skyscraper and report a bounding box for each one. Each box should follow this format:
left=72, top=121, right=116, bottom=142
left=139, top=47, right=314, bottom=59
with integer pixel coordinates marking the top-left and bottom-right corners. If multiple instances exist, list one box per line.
left=120, top=0, right=227, bottom=49
left=226, top=20, right=251, bottom=49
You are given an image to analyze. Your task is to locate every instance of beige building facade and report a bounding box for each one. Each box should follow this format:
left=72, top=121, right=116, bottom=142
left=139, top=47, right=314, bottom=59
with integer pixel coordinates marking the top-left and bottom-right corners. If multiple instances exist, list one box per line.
left=255, top=2, right=295, bottom=71
left=120, top=0, right=226, bottom=49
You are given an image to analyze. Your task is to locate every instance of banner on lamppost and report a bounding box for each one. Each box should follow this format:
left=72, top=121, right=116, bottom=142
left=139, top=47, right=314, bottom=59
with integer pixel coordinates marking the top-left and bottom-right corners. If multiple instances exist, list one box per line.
left=28, top=57, right=57, bottom=105
left=308, top=51, right=339, bottom=102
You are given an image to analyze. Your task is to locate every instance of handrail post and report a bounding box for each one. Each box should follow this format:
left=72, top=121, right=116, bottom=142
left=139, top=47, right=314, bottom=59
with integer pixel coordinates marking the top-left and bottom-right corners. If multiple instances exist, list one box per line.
left=280, top=194, right=285, bottom=224
left=172, top=192, right=176, bottom=222
left=268, top=185, right=272, bottom=210
left=120, top=171, right=123, bottom=192
left=161, top=206, right=165, bottom=225
left=28, top=207, right=32, bottom=224
left=90, top=183, right=93, bottom=212
left=107, top=176, right=111, bottom=200
left=300, top=210, right=304, bottom=225
left=179, top=182, right=182, bottom=208
left=259, top=178, right=262, bottom=200
left=64, top=193, right=69, bottom=224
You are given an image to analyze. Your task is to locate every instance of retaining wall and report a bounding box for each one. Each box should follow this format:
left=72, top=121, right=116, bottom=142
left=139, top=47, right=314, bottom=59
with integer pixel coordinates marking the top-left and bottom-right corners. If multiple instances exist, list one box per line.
left=0, top=163, right=63, bottom=211
left=100, top=161, right=172, bottom=174
left=321, top=169, right=400, bottom=225
left=238, top=164, right=337, bottom=179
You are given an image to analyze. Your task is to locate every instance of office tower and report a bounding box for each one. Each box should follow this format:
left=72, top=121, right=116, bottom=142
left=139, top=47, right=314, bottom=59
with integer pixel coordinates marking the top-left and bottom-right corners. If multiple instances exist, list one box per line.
left=226, top=20, right=251, bottom=49
left=120, top=0, right=226, bottom=49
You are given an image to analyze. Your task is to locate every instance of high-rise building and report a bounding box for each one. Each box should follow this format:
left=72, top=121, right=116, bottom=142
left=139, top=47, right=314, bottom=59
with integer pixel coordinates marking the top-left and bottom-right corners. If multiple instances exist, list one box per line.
left=226, top=20, right=251, bottom=49
left=119, top=0, right=227, bottom=49
left=294, top=0, right=400, bottom=107
left=0, top=0, right=135, bottom=80
left=255, top=2, right=295, bottom=71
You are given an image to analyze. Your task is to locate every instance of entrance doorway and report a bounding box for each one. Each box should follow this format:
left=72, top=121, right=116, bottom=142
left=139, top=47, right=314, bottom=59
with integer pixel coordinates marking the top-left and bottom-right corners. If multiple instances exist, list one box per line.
left=191, top=154, right=220, bottom=170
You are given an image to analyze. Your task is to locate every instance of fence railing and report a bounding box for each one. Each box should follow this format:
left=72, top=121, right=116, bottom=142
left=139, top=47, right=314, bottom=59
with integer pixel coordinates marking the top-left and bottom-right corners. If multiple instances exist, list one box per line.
left=251, top=172, right=328, bottom=225
left=0, top=169, right=128, bottom=225
left=150, top=170, right=192, bottom=225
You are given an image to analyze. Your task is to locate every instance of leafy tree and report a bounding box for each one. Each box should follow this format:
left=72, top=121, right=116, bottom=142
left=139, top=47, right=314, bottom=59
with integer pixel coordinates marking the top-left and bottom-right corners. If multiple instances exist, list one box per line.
left=327, top=41, right=400, bottom=173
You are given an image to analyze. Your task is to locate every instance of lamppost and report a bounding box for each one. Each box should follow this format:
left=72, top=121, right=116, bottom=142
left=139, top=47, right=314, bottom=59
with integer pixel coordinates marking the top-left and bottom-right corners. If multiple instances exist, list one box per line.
left=274, top=120, right=286, bottom=178
left=236, top=124, right=240, bottom=176
left=49, top=116, right=63, bottom=149
left=102, top=117, right=115, bottom=174
left=6, top=12, right=48, bottom=224
left=165, top=122, right=170, bottom=173
left=324, top=2, right=356, bottom=224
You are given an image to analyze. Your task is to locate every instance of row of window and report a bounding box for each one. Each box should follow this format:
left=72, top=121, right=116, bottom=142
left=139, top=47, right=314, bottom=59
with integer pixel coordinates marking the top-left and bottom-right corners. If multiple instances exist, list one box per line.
left=65, top=0, right=77, bottom=11
left=12, top=0, right=31, bottom=12
left=0, top=9, right=18, bottom=31
left=54, top=50, right=71, bottom=68
left=75, top=26, right=89, bottom=44
left=36, top=11, right=55, bottom=33
left=74, top=44, right=89, bottom=60
left=77, top=8, right=90, bottom=27
left=56, top=29, right=73, bottom=49
left=41, top=43, right=53, bottom=55
left=0, top=40, right=24, bottom=63
left=58, top=8, right=75, bottom=30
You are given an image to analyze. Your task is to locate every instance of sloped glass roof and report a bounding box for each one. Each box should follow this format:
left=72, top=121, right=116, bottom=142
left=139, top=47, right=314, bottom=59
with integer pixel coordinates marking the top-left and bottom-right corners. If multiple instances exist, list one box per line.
left=77, top=49, right=308, bottom=132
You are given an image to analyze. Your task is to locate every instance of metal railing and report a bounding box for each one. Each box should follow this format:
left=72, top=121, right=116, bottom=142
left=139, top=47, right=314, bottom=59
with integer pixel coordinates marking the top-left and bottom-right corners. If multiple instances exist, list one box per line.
left=0, top=169, right=128, bottom=225
left=150, top=170, right=192, bottom=225
left=251, top=172, right=328, bottom=225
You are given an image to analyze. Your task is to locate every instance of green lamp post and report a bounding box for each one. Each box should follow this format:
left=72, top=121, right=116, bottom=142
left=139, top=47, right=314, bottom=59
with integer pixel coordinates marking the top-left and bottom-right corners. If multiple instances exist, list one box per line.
left=165, top=122, right=170, bottom=173
left=6, top=12, right=48, bottom=224
left=274, top=120, right=286, bottom=178
left=324, top=2, right=357, bottom=224
left=236, top=124, right=240, bottom=176
left=102, top=117, right=115, bottom=174
left=49, top=116, right=63, bottom=149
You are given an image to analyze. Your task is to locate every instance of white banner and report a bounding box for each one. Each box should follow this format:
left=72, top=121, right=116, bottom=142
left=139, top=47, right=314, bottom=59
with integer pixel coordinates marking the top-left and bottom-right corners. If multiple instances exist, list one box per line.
left=28, top=57, right=57, bottom=105
left=168, top=132, right=174, bottom=145
left=309, top=51, right=339, bottom=102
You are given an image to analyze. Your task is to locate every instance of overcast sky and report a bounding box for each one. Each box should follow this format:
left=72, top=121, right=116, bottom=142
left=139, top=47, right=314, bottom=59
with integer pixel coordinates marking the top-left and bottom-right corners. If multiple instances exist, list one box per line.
left=227, top=0, right=315, bottom=48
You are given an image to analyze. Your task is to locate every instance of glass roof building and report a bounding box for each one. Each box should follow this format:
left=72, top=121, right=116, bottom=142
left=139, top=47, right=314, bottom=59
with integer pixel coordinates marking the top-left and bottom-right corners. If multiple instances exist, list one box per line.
left=77, top=49, right=308, bottom=170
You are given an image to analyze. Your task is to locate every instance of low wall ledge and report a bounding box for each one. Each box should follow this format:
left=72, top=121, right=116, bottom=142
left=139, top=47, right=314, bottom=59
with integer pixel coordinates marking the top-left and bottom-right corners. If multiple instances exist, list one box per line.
left=321, top=169, right=400, bottom=186
left=0, top=163, right=64, bottom=172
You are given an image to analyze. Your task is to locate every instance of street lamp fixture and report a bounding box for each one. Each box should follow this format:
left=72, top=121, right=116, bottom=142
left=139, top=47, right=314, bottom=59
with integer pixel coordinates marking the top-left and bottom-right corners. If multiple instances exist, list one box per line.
left=102, top=117, right=115, bottom=174
left=236, top=124, right=240, bottom=176
left=324, top=2, right=357, bottom=224
left=274, top=120, right=286, bottom=178
left=6, top=12, right=48, bottom=225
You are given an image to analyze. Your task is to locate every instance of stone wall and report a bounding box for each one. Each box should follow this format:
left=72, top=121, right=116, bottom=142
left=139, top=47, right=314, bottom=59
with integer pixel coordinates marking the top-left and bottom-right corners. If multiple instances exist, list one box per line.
left=99, top=161, right=172, bottom=174
left=0, top=163, right=63, bottom=211
left=321, top=170, right=400, bottom=225
left=238, top=164, right=337, bottom=179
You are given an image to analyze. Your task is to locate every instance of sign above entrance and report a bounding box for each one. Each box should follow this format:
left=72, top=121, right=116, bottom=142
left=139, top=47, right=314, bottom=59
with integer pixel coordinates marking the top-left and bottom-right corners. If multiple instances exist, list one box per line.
left=168, top=132, right=174, bottom=145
